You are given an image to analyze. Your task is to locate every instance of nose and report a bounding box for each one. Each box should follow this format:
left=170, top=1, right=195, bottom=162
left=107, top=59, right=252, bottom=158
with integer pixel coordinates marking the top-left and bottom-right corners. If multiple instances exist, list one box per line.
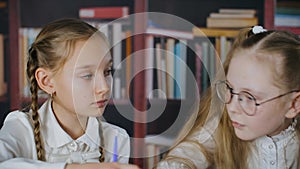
left=226, top=94, right=243, bottom=115
left=95, top=73, right=111, bottom=95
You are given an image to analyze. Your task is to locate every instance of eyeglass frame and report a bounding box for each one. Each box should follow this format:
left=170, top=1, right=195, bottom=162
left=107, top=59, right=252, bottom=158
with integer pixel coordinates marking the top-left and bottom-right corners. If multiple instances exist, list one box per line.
left=215, top=80, right=300, bottom=116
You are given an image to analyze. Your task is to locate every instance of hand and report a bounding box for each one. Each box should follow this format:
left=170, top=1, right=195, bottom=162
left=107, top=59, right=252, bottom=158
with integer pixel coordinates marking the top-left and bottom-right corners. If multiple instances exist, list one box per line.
left=65, top=162, right=140, bottom=169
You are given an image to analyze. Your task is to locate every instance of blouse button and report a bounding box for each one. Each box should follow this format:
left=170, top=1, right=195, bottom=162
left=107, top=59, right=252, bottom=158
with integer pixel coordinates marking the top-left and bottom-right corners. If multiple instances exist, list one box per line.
left=270, top=161, right=275, bottom=165
left=68, top=141, right=78, bottom=151
left=268, top=145, right=273, bottom=149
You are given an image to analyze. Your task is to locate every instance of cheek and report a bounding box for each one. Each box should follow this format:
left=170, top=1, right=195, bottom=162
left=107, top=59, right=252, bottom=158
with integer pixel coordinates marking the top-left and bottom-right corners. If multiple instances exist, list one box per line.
left=247, top=104, right=287, bottom=134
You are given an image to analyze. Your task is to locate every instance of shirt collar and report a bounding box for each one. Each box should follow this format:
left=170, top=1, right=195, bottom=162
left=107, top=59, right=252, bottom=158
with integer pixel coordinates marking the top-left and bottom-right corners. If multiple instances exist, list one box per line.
left=78, top=117, right=100, bottom=148
left=39, top=99, right=100, bottom=148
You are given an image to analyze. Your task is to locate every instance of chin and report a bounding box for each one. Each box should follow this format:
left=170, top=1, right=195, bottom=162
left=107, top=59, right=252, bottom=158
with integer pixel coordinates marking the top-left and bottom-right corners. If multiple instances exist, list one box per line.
left=88, top=112, right=104, bottom=117
left=234, top=130, right=255, bottom=141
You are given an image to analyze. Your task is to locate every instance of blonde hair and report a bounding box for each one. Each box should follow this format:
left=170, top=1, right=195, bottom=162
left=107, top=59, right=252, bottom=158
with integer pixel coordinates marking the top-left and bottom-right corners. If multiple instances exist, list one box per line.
left=162, top=28, right=300, bottom=169
left=26, top=18, right=108, bottom=161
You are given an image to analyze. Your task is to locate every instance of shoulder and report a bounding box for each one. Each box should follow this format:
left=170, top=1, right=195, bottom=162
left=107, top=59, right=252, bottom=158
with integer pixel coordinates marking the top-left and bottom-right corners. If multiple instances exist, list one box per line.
left=0, top=110, right=34, bottom=144
left=2, top=110, right=33, bottom=130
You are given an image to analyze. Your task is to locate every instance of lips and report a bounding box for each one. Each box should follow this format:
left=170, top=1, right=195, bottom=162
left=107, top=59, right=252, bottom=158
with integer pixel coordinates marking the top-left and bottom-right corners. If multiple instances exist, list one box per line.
left=231, top=120, right=245, bottom=128
left=95, top=99, right=108, bottom=108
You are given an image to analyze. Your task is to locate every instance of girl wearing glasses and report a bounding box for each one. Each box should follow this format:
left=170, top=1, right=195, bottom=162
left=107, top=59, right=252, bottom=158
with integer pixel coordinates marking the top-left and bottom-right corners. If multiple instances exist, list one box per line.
left=156, top=26, right=300, bottom=169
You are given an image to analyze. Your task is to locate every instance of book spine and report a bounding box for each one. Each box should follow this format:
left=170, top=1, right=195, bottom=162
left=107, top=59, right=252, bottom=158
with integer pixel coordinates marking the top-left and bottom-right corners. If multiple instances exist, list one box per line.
left=206, top=17, right=258, bottom=28
left=112, top=23, right=122, bottom=99
left=201, top=41, right=209, bottom=91
left=174, top=41, right=181, bottom=99
left=194, top=42, right=202, bottom=94
left=166, top=38, right=175, bottom=99
left=79, top=6, right=129, bottom=19
left=179, top=40, right=187, bottom=99
left=160, top=38, right=167, bottom=98
left=155, top=43, right=163, bottom=98
left=145, top=35, right=154, bottom=99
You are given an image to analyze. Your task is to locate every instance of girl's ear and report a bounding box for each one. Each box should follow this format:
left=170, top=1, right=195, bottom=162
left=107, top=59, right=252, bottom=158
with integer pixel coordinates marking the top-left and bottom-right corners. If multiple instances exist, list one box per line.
left=286, top=92, right=300, bottom=119
left=35, top=68, right=54, bottom=95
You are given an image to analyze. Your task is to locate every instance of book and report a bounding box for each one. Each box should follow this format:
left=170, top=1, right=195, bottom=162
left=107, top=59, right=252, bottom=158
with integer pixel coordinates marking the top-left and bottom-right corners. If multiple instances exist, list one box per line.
left=276, top=7, right=300, bottom=15
left=218, top=8, right=256, bottom=15
left=209, top=12, right=254, bottom=18
left=174, top=42, right=181, bottom=99
left=174, top=40, right=187, bottom=99
left=194, top=43, right=202, bottom=94
left=155, top=43, right=163, bottom=99
left=160, top=38, right=167, bottom=99
left=206, top=17, right=258, bottom=28
left=201, top=41, right=209, bottom=91
left=146, top=27, right=193, bottom=40
left=79, top=6, right=129, bottom=19
left=275, top=14, right=300, bottom=27
left=145, top=35, right=154, bottom=99
left=166, top=38, right=175, bottom=99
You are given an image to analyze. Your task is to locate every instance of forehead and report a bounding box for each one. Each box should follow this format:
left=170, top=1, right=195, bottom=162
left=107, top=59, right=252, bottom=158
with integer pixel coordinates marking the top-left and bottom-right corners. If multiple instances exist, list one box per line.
left=227, top=50, right=280, bottom=93
left=67, top=35, right=112, bottom=68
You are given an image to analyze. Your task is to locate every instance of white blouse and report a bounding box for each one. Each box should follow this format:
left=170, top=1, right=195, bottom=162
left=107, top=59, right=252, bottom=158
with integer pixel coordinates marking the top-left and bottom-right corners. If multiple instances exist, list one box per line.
left=156, top=124, right=299, bottom=169
left=0, top=99, right=130, bottom=169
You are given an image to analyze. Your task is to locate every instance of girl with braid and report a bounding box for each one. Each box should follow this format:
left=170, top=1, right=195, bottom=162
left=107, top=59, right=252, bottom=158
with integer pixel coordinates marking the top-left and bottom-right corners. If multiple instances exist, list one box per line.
left=0, top=18, right=139, bottom=169
left=156, top=26, right=300, bottom=169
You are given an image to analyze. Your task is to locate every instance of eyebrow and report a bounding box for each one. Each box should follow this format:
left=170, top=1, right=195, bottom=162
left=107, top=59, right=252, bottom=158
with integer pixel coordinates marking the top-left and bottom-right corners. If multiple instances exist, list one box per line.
left=107, top=59, right=113, bottom=66
left=76, top=58, right=113, bottom=70
left=227, top=80, right=266, bottom=96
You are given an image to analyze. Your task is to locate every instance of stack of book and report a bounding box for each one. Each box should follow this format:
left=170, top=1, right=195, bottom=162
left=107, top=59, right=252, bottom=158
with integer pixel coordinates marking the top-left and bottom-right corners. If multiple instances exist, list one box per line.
left=206, top=8, right=258, bottom=28
left=275, top=1, right=300, bottom=27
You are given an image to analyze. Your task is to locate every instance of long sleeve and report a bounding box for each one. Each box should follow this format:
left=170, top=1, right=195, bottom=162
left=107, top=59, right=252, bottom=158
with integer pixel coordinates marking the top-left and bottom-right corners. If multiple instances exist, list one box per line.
left=0, top=111, right=67, bottom=169
left=156, top=128, right=215, bottom=169
left=0, top=158, right=66, bottom=169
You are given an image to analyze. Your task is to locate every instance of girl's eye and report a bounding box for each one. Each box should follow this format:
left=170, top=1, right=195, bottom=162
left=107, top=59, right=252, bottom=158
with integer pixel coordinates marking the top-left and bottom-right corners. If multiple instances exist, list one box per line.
left=82, top=74, right=93, bottom=80
left=104, top=68, right=113, bottom=76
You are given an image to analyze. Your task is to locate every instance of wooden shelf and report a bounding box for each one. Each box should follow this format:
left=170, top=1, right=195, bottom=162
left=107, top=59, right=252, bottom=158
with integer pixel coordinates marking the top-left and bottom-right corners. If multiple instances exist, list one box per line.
left=193, top=27, right=239, bottom=38
left=146, top=27, right=194, bottom=40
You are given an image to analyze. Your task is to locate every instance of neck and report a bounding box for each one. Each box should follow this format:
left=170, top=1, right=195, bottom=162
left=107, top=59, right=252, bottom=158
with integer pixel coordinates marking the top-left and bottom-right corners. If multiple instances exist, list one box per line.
left=268, top=118, right=294, bottom=137
left=51, top=101, right=88, bottom=140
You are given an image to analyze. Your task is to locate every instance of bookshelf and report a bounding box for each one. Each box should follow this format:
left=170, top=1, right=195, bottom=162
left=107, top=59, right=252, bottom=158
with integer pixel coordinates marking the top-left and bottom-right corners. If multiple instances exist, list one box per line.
left=2, top=0, right=290, bottom=168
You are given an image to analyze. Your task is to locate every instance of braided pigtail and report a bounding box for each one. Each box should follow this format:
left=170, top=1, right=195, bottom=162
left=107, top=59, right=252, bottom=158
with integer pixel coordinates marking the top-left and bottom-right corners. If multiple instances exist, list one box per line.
left=97, top=117, right=105, bottom=162
left=27, top=46, right=45, bottom=161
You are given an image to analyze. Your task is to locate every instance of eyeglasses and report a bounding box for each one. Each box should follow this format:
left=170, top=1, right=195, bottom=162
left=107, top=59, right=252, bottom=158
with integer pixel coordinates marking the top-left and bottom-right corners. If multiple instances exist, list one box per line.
left=215, top=80, right=299, bottom=116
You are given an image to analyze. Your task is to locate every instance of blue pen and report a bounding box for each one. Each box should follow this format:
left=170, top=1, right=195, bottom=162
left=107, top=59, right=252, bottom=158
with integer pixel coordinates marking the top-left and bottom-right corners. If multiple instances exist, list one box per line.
left=113, top=135, right=118, bottom=162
